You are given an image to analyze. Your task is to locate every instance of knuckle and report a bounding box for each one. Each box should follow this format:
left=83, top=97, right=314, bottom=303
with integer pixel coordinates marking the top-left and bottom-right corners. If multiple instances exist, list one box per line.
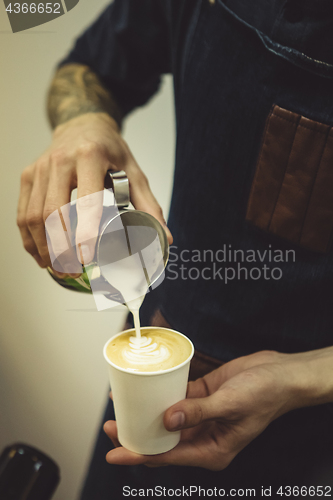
left=263, top=349, right=279, bottom=357
left=43, top=205, right=59, bottom=222
left=20, top=165, right=33, bottom=185
left=76, top=141, right=99, bottom=158
left=20, top=170, right=29, bottom=184
left=156, top=206, right=164, bottom=217
left=23, top=240, right=36, bottom=255
left=255, top=349, right=280, bottom=364
left=118, top=149, right=130, bottom=167
left=191, top=401, right=204, bottom=425
left=118, top=136, right=128, bottom=151
left=26, top=210, right=44, bottom=228
left=50, top=149, right=68, bottom=165
left=35, top=157, right=49, bottom=172
left=16, top=215, right=26, bottom=229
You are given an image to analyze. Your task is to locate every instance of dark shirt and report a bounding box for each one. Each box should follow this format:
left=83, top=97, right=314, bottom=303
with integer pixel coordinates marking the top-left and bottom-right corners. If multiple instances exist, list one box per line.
left=61, top=0, right=333, bottom=361
left=63, top=3, right=333, bottom=497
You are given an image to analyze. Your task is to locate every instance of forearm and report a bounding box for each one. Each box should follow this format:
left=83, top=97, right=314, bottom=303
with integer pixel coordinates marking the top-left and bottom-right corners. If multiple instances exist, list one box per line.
left=47, top=63, right=123, bottom=129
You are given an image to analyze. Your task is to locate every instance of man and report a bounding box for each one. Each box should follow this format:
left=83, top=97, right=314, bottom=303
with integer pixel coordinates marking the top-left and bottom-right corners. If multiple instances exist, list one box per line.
left=17, top=0, right=333, bottom=498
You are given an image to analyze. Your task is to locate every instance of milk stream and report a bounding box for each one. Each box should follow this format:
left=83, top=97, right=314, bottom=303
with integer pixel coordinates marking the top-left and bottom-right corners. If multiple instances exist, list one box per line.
left=126, top=297, right=145, bottom=343
left=123, top=299, right=172, bottom=367
left=100, top=225, right=167, bottom=363
left=101, top=252, right=158, bottom=357
left=102, top=276, right=152, bottom=363
left=101, top=257, right=148, bottom=342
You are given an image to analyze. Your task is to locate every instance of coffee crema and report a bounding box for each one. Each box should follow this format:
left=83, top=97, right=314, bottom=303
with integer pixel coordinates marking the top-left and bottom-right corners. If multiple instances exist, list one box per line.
left=106, top=328, right=193, bottom=372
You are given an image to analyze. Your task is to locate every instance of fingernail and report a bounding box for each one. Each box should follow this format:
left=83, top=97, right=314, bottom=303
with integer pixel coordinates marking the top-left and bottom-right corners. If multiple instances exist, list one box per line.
left=169, top=411, right=185, bottom=431
left=79, top=244, right=91, bottom=265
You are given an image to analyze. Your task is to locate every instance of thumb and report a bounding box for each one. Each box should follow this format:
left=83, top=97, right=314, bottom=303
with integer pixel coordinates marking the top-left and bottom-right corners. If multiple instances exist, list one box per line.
left=164, top=392, right=223, bottom=431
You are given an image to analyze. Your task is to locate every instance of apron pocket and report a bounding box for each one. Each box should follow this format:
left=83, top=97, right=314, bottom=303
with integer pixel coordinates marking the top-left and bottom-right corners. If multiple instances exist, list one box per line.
left=246, top=104, right=333, bottom=253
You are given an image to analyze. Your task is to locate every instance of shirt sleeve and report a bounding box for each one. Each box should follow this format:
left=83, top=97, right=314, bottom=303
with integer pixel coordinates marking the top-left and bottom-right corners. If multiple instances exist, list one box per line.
left=58, top=0, right=171, bottom=116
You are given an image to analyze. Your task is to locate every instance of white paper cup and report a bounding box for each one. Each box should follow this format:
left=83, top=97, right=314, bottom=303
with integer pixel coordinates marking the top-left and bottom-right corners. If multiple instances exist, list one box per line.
left=103, top=326, right=194, bottom=455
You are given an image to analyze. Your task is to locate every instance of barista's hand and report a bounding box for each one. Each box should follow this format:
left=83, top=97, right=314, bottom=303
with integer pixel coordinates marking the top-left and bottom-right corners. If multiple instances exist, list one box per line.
left=17, top=112, right=172, bottom=276
left=104, top=349, right=325, bottom=469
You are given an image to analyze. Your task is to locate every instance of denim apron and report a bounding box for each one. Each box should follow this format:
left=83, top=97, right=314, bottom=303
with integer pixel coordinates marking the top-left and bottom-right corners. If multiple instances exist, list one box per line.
left=81, top=1, right=333, bottom=497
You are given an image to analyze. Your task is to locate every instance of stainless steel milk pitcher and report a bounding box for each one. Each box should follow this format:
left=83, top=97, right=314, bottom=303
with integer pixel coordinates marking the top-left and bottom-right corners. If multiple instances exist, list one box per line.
left=47, top=170, right=169, bottom=305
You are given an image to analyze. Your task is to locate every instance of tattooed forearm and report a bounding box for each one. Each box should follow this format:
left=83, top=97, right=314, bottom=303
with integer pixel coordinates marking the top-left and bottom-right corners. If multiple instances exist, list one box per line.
left=47, top=64, right=123, bottom=129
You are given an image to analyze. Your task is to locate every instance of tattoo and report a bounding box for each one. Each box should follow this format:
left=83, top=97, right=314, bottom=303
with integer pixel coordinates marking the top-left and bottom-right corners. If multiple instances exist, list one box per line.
left=47, top=64, right=123, bottom=129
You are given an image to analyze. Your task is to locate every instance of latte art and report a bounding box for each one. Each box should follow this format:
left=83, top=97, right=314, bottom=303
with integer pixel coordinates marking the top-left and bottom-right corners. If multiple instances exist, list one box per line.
left=123, top=336, right=171, bottom=366
left=106, top=328, right=193, bottom=372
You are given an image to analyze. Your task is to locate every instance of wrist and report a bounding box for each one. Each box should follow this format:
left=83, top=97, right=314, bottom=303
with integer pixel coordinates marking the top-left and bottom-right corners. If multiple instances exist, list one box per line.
left=53, top=111, right=120, bottom=139
left=47, top=64, right=123, bottom=130
left=281, top=346, right=333, bottom=411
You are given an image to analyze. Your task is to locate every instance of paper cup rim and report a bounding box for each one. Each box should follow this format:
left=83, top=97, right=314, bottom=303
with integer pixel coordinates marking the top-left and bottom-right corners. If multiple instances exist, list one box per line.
left=103, top=326, right=194, bottom=376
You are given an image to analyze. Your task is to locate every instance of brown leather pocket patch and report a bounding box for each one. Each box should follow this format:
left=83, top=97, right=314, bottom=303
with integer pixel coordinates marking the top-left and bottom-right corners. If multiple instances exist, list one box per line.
left=246, top=105, right=333, bottom=253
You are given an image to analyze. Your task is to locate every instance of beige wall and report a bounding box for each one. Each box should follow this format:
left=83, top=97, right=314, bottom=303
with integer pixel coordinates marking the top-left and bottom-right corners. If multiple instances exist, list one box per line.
left=0, top=2, right=175, bottom=498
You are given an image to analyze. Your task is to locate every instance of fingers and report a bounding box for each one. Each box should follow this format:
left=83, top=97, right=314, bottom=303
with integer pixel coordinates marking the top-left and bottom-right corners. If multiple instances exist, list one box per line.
left=186, top=378, right=213, bottom=399
left=164, top=391, right=229, bottom=432
left=106, top=447, right=148, bottom=466
left=44, top=154, right=82, bottom=276
left=103, top=420, right=121, bottom=449
left=19, top=162, right=53, bottom=267
left=103, top=419, right=232, bottom=470
left=75, top=143, right=108, bottom=265
left=164, top=362, right=253, bottom=433
left=103, top=419, right=172, bottom=467
left=188, top=359, right=251, bottom=397
left=27, top=170, right=52, bottom=267
left=104, top=431, right=227, bottom=470
left=18, top=127, right=170, bottom=275
left=17, top=166, right=46, bottom=267
left=127, top=163, right=173, bottom=245
left=164, top=363, right=279, bottom=434
left=103, top=420, right=170, bottom=467
left=18, top=157, right=76, bottom=272
left=141, top=440, right=219, bottom=469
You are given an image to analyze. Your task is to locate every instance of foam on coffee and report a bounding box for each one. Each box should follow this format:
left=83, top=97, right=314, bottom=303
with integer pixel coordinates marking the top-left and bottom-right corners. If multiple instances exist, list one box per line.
left=106, top=328, right=193, bottom=372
